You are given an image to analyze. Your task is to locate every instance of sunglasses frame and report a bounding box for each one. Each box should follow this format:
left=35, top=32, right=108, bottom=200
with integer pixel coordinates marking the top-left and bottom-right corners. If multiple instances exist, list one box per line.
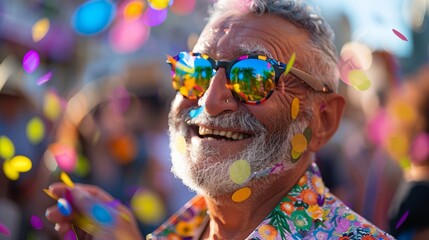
left=167, top=52, right=333, bottom=105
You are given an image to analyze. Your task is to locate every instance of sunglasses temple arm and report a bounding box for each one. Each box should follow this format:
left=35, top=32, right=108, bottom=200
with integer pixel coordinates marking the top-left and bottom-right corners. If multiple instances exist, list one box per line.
left=288, top=67, right=333, bottom=93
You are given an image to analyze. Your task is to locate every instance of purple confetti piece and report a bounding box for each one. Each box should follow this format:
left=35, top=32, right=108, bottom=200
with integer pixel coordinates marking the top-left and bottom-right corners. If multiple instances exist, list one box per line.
left=395, top=210, right=409, bottom=229
left=0, top=223, right=11, bottom=236
left=30, top=215, right=43, bottom=230
left=64, top=229, right=77, bottom=240
left=22, top=50, right=40, bottom=73
left=36, top=71, right=53, bottom=85
left=392, top=29, right=408, bottom=41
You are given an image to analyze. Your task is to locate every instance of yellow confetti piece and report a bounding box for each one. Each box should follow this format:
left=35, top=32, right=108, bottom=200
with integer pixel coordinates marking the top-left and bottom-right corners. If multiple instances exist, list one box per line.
left=148, top=0, right=170, bottom=10
left=131, top=190, right=166, bottom=224
left=348, top=69, right=371, bottom=91
left=32, top=17, right=50, bottom=42
left=0, top=135, right=15, bottom=160
left=291, top=97, right=299, bottom=120
left=291, top=133, right=307, bottom=153
left=10, top=155, right=32, bottom=172
left=179, top=86, right=189, bottom=97
left=124, top=1, right=145, bottom=20
left=229, top=160, right=251, bottom=184
left=60, top=172, right=75, bottom=187
left=43, top=91, right=62, bottom=121
left=175, top=136, right=187, bottom=154
left=26, top=117, right=45, bottom=144
left=231, top=187, right=252, bottom=203
left=291, top=149, right=302, bottom=161
left=3, top=160, right=19, bottom=181
left=284, top=52, right=296, bottom=76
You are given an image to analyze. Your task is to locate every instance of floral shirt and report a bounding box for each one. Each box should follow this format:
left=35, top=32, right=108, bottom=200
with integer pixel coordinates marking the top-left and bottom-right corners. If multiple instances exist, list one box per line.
left=147, top=162, right=395, bottom=240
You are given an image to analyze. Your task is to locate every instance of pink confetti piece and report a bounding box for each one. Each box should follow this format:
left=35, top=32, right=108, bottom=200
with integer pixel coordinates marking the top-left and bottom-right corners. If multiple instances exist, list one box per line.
left=36, top=71, right=53, bottom=85
left=395, top=210, right=409, bottom=229
left=0, top=223, right=11, bottom=236
left=30, top=215, right=43, bottom=230
left=392, top=29, right=408, bottom=41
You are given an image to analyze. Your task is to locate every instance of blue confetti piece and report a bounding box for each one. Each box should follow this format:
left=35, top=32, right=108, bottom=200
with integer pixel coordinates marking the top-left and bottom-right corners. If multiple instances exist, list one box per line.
left=189, top=106, right=204, bottom=119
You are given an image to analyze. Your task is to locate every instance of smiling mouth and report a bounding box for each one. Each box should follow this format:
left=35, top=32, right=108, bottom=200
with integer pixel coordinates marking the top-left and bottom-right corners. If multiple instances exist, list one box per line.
left=192, top=125, right=252, bottom=141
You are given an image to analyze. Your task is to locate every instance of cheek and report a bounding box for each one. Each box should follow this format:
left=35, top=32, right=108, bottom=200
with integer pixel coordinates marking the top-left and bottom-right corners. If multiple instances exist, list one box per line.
left=170, top=94, right=197, bottom=115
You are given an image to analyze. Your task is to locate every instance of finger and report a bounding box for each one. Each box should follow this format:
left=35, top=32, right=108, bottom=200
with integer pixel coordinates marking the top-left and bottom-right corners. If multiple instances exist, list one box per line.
left=48, top=182, right=68, bottom=198
left=73, top=184, right=114, bottom=202
left=45, top=205, right=70, bottom=224
left=54, top=222, right=72, bottom=236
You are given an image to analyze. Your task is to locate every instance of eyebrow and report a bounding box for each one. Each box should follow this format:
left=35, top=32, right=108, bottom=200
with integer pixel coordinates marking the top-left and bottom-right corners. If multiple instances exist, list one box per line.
left=237, top=42, right=273, bottom=58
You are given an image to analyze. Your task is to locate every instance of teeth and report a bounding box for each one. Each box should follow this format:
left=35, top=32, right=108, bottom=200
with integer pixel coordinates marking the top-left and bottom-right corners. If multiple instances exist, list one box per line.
left=198, top=126, right=247, bottom=140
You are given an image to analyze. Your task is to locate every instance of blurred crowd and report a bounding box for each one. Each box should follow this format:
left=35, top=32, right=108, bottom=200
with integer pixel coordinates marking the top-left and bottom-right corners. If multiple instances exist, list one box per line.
left=1, top=0, right=429, bottom=239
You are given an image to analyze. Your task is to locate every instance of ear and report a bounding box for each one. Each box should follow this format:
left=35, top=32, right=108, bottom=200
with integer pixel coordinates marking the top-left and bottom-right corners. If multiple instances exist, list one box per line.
left=308, top=93, right=345, bottom=152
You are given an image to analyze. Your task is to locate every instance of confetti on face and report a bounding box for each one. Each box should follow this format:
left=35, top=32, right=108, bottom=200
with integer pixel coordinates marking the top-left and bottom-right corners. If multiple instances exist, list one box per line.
left=26, top=117, right=45, bottom=144
left=284, top=52, right=296, bottom=76
left=131, top=190, right=166, bottom=224
left=44, top=90, right=63, bottom=121
left=22, top=50, right=40, bottom=74
left=189, top=105, right=203, bottom=119
left=175, top=136, right=187, bottom=154
left=30, top=215, right=43, bottom=230
left=147, top=0, right=170, bottom=10
left=142, top=6, right=168, bottom=27
left=303, top=127, right=312, bottom=143
left=71, top=0, right=117, bottom=36
left=170, top=0, right=196, bottom=16
left=32, top=17, right=50, bottom=42
left=109, top=18, right=150, bottom=53
left=0, top=135, right=15, bottom=160
left=291, top=97, right=299, bottom=120
left=395, top=210, right=409, bottom=229
left=392, top=29, right=408, bottom=41
left=91, top=204, right=113, bottom=225
left=64, top=229, right=78, bottom=240
left=60, top=172, right=75, bottom=187
left=229, top=159, right=251, bottom=184
left=123, top=0, right=145, bottom=20
left=36, top=71, right=53, bottom=85
left=291, top=133, right=307, bottom=153
left=0, top=223, right=10, bottom=237
left=291, top=149, right=302, bottom=162
left=231, top=187, right=252, bottom=203
left=347, top=69, right=371, bottom=91
left=3, top=159, right=19, bottom=181
left=10, top=155, right=32, bottom=172
left=57, top=198, right=72, bottom=216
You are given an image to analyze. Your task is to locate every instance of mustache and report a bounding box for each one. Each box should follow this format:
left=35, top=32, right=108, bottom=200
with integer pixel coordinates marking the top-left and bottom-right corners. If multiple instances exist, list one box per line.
left=175, top=106, right=267, bottom=134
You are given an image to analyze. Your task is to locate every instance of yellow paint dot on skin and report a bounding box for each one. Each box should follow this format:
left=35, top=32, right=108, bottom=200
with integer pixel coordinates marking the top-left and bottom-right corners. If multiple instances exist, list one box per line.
left=229, top=160, right=251, bottom=184
left=291, top=149, right=302, bottom=161
left=10, top=155, right=32, bottom=172
left=32, top=17, right=50, bottom=42
left=3, top=160, right=19, bottom=181
left=26, top=117, right=45, bottom=144
left=348, top=69, right=371, bottom=91
left=291, top=134, right=307, bottom=153
left=231, top=187, right=252, bottom=203
left=291, top=97, right=300, bottom=120
left=175, top=136, right=187, bottom=154
left=60, top=172, right=75, bottom=187
left=0, top=135, right=15, bottom=160
left=284, top=52, right=296, bottom=76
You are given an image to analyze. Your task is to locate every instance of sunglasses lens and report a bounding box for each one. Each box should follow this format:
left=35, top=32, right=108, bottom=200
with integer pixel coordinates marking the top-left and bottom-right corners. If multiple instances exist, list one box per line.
left=229, top=59, right=276, bottom=102
left=171, top=52, right=214, bottom=99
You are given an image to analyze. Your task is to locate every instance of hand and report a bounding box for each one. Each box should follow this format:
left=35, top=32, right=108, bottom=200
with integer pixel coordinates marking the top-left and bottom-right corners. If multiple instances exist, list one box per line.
left=45, top=183, right=143, bottom=240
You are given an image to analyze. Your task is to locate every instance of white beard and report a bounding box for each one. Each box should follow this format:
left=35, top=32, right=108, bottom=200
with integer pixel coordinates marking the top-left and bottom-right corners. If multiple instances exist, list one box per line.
left=169, top=106, right=310, bottom=198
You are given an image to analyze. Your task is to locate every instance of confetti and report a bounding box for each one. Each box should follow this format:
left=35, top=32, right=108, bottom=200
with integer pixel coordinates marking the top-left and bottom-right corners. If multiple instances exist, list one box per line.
left=291, top=133, right=307, bottom=153
left=392, top=29, right=408, bottom=41
left=0, top=223, right=10, bottom=236
left=43, top=188, right=59, bottom=200
left=91, top=204, right=113, bottom=225
left=57, top=198, right=72, bottom=216
left=22, top=50, right=40, bottom=74
left=303, top=127, right=312, bottom=143
left=26, top=117, right=45, bottom=144
left=3, top=159, right=19, bottom=181
left=0, top=135, right=15, bottom=160
left=386, top=133, right=409, bottom=160
left=284, top=52, right=296, bottom=76
left=36, top=71, right=53, bottom=85
left=75, top=154, right=90, bottom=177
left=10, top=155, right=32, bottom=172
left=30, top=215, right=43, bottom=230
left=32, top=17, right=50, bottom=42
left=229, top=160, right=251, bottom=184
left=44, top=90, right=63, bottom=121
left=291, top=149, right=302, bottom=162
left=123, top=0, right=145, bottom=20
left=60, top=171, right=75, bottom=187
left=50, top=143, right=77, bottom=172
left=347, top=69, right=371, bottom=91
left=175, top=136, right=187, bottom=154
left=142, top=6, right=168, bottom=27
left=109, top=18, right=150, bottom=53
left=147, top=0, right=170, bottom=10
left=189, top=106, right=203, bottom=119
left=395, top=210, right=409, bottom=229
left=71, top=0, right=117, bottom=36
left=291, top=97, right=299, bottom=120
left=231, top=187, right=252, bottom=203
left=171, top=0, right=196, bottom=16
left=131, top=190, right=166, bottom=224
left=410, top=133, right=429, bottom=164
left=64, top=229, right=78, bottom=240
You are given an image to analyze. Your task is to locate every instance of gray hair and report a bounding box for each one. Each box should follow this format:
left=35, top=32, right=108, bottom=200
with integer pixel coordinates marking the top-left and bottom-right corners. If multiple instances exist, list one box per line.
left=208, top=0, right=339, bottom=91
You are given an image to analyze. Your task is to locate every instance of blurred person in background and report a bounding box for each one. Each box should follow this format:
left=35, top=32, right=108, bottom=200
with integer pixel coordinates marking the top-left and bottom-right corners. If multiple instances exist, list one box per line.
left=386, top=65, right=429, bottom=239
left=45, top=0, right=394, bottom=239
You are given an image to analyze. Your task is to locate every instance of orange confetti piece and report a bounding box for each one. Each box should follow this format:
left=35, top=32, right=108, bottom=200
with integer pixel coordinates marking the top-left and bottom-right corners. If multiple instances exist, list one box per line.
left=231, top=187, right=252, bottom=203
left=291, top=97, right=299, bottom=120
left=291, top=133, right=307, bottom=153
left=43, top=189, right=59, bottom=201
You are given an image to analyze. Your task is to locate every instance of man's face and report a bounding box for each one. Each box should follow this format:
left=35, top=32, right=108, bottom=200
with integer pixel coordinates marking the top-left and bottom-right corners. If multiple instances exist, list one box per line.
left=168, top=13, right=314, bottom=197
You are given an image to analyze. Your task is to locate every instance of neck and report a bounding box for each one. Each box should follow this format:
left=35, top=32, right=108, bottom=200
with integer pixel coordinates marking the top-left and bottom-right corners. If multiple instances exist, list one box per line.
left=405, top=164, right=429, bottom=182
left=202, top=154, right=313, bottom=239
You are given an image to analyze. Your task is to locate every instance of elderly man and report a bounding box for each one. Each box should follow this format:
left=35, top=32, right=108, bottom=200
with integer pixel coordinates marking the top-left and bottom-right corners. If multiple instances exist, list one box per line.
left=46, top=0, right=394, bottom=239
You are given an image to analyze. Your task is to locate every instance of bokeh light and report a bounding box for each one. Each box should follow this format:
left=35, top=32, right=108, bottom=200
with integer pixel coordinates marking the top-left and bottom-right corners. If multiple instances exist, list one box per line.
left=109, top=18, right=150, bottom=53
left=71, top=0, right=117, bottom=36
left=0, top=135, right=15, bottom=160
left=49, top=143, right=77, bottom=173
left=30, top=215, right=43, bottom=230
left=142, top=6, right=168, bottom=27
left=91, top=204, right=113, bottom=225
left=131, top=189, right=166, bottom=225
left=43, top=89, right=63, bottom=121
left=36, top=71, right=53, bottom=85
left=32, top=17, right=50, bottom=42
left=3, top=159, right=19, bottom=181
left=170, top=0, right=196, bottom=16
left=0, top=223, right=10, bottom=237
left=123, top=0, right=146, bottom=20
left=75, top=154, right=90, bottom=177
left=10, top=155, right=32, bottom=173
left=26, top=116, right=45, bottom=144
left=229, top=159, right=251, bottom=184
left=22, top=50, right=40, bottom=74
left=147, top=0, right=170, bottom=10
left=347, top=69, right=371, bottom=91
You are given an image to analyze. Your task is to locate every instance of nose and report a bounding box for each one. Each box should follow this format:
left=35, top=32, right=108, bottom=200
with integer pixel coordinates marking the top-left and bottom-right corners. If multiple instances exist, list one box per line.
left=198, top=68, right=238, bottom=116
